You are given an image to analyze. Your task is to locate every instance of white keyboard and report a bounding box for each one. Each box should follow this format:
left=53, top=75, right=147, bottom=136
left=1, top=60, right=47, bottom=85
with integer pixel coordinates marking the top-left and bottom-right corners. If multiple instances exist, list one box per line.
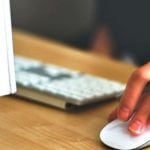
left=15, top=56, right=125, bottom=109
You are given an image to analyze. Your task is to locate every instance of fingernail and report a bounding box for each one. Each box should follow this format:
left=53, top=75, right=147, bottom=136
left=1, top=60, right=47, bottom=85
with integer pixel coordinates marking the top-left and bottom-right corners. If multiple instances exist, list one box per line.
left=129, top=120, right=144, bottom=135
left=118, top=107, right=130, bottom=121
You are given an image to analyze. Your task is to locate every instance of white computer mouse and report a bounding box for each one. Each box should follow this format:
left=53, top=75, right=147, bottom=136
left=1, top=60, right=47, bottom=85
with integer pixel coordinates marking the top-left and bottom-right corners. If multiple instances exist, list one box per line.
left=100, top=119, right=150, bottom=150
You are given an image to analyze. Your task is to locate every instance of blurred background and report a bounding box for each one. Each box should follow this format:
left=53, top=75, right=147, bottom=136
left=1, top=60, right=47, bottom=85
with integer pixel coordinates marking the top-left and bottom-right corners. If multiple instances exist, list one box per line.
left=10, top=0, right=150, bottom=65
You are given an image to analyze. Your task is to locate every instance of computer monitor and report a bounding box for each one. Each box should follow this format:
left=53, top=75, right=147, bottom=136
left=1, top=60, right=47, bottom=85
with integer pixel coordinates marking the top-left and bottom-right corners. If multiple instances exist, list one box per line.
left=0, top=0, right=16, bottom=96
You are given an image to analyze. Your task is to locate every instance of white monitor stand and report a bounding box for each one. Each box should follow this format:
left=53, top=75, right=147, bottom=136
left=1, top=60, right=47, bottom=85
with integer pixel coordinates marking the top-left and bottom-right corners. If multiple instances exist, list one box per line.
left=0, top=0, right=16, bottom=96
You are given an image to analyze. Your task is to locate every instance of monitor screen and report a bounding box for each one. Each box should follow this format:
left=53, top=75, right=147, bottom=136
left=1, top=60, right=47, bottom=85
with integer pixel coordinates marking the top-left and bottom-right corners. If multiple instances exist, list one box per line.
left=0, top=0, right=16, bottom=96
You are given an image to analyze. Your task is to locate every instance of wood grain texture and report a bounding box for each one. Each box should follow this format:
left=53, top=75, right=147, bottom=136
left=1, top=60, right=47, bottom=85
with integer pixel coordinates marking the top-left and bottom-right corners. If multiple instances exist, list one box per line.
left=0, top=29, right=148, bottom=150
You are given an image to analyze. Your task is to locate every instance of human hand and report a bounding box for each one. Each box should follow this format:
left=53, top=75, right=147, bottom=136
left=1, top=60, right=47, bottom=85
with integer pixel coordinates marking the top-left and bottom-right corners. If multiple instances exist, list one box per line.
left=108, top=62, right=150, bottom=136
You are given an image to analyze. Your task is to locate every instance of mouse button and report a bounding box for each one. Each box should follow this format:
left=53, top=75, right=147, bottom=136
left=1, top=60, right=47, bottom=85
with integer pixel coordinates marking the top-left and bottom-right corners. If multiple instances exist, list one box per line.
left=139, top=126, right=150, bottom=149
left=100, top=120, right=150, bottom=150
left=100, top=120, right=131, bottom=149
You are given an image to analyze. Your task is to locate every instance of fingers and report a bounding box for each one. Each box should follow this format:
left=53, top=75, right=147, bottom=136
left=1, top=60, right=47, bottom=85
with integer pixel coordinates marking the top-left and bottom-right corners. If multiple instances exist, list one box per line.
left=108, top=63, right=150, bottom=136
left=128, top=93, right=150, bottom=135
left=118, top=63, right=150, bottom=121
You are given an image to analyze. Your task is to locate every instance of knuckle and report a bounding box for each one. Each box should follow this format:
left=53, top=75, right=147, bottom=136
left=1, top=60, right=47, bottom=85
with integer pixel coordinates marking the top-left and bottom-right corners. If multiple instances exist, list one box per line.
left=119, top=101, right=133, bottom=112
left=132, top=116, right=144, bottom=124
left=132, top=69, right=148, bottom=81
left=134, top=113, right=147, bottom=123
left=121, top=93, right=137, bottom=108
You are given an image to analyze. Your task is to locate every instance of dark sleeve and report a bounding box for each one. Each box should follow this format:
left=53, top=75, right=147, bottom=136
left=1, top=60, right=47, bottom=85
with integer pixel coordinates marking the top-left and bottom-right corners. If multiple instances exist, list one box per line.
left=97, top=0, right=150, bottom=64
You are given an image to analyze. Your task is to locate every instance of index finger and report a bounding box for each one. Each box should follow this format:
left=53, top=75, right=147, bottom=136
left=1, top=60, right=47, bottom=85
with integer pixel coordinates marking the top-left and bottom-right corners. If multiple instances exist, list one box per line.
left=117, top=62, right=150, bottom=121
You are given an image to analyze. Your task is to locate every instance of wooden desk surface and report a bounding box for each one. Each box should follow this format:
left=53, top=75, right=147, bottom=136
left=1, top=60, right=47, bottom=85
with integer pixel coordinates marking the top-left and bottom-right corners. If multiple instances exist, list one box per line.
left=0, top=30, right=146, bottom=150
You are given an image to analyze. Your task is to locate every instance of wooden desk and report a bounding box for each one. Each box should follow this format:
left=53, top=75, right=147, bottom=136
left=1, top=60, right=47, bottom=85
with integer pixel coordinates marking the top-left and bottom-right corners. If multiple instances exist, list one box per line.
left=0, top=30, right=144, bottom=150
